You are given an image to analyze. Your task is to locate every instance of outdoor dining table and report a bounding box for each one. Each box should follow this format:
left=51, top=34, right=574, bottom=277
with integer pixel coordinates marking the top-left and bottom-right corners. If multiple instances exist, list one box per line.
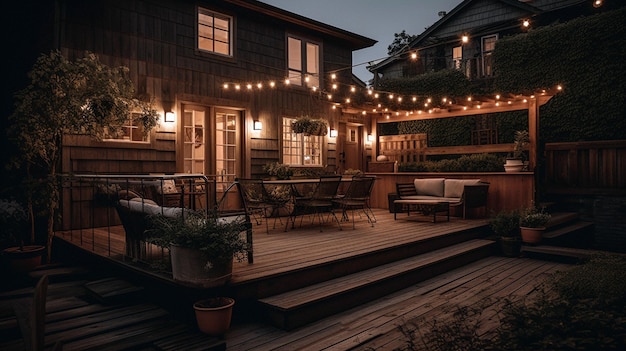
left=263, top=177, right=354, bottom=230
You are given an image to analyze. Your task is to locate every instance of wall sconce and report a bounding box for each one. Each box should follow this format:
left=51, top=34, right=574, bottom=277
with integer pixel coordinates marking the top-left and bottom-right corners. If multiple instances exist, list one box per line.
left=164, top=111, right=176, bottom=122
left=367, top=134, right=374, bottom=142
left=253, top=119, right=262, bottom=130
left=330, top=128, right=338, bottom=137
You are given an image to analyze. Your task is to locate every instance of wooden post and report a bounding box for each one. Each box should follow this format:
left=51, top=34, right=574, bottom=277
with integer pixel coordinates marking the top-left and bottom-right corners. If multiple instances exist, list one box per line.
left=528, top=97, right=538, bottom=171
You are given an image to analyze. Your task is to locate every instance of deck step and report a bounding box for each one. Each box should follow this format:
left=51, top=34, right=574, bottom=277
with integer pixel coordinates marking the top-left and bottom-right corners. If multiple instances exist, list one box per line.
left=545, top=212, right=580, bottom=229
left=544, top=221, right=594, bottom=239
left=522, top=246, right=604, bottom=261
left=84, top=277, right=144, bottom=304
left=258, top=239, right=496, bottom=330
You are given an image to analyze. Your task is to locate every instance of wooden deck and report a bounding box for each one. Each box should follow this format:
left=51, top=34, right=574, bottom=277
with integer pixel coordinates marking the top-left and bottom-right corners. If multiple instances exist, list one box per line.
left=1, top=209, right=575, bottom=350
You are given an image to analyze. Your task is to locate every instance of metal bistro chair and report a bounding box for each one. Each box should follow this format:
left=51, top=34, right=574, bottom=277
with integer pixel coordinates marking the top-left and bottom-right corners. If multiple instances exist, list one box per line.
left=237, top=178, right=292, bottom=234
left=236, top=178, right=275, bottom=234
left=333, top=176, right=376, bottom=229
left=288, top=175, right=343, bottom=231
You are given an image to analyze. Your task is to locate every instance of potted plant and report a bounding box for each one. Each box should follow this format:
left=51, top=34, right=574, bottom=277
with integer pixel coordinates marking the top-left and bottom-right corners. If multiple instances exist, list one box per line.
left=489, top=209, right=522, bottom=257
left=519, top=206, right=551, bottom=244
left=263, top=162, right=293, bottom=180
left=7, top=51, right=160, bottom=262
left=1, top=199, right=46, bottom=272
left=145, top=209, right=249, bottom=288
left=193, top=296, right=236, bottom=336
left=504, top=130, right=529, bottom=172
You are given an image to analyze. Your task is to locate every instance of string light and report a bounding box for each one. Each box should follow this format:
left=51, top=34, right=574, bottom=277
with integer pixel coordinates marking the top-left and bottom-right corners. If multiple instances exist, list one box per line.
left=220, top=74, right=562, bottom=118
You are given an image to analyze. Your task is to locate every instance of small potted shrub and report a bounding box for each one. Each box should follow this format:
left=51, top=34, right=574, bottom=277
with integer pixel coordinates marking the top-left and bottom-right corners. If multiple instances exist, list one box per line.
left=489, top=209, right=521, bottom=257
left=504, top=130, right=529, bottom=172
left=519, top=206, right=551, bottom=244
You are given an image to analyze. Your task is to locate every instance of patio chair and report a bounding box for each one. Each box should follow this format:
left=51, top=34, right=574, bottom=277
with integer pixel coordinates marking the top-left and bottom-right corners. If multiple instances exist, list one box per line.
left=236, top=178, right=291, bottom=234
left=287, top=175, right=343, bottom=231
left=333, top=176, right=376, bottom=229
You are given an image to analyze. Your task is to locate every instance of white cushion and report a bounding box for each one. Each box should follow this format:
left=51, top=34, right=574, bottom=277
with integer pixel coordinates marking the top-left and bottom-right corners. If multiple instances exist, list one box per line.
left=119, top=199, right=184, bottom=218
left=414, top=178, right=445, bottom=197
left=444, top=179, right=481, bottom=198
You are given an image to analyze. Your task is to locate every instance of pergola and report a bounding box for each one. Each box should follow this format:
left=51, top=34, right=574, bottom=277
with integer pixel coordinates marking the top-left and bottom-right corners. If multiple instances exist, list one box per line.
left=368, top=85, right=562, bottom=171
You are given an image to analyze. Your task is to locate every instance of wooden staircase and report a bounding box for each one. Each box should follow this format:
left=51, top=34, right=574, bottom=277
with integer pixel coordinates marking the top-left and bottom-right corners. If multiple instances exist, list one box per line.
left=522, top=211, right=595, bottom=262
left=258, top=239, right=494, bottom=330
left=253, top=227, right=496, bottom=330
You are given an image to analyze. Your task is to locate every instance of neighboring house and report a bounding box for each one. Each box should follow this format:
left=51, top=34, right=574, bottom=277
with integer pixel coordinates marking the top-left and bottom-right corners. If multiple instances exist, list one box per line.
left=6, top=0, right=375, bottom=192
left=369, top=0, right=594, bottom=82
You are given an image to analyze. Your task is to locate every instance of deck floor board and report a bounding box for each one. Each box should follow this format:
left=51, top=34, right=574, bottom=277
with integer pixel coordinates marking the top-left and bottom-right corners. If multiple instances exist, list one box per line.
left=42, top=210, right=575, bottom=350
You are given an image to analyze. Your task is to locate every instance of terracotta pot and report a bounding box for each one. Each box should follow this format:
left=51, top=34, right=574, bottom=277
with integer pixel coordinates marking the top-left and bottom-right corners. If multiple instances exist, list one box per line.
left=169, top=245, right=233, bottom=288
left=2, top=245, right=46, bottom=272
left=193, top=297, right=235, bottom=336
left=520, top=227, right=545, bottom=244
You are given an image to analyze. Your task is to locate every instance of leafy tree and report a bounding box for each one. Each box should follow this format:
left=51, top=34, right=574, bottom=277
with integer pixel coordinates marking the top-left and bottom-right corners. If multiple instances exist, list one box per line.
left=388, top=30, right=418, bottom=55
left=7, top=50, right=159, bottom=258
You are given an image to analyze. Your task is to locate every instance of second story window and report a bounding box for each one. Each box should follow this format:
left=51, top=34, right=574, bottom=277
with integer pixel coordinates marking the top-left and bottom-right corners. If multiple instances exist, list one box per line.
left=481, top=34, right=497, bottom=77
left=453, top=46, right=462, bottom=70
left=198, top=8, right=232, bottom=57
left=287, top=35, right=320, bottom=88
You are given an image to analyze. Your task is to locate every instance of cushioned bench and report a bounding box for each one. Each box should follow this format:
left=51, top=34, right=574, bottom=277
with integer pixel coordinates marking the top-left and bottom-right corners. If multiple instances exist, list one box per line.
left=395, top=178, right=489, bottom=219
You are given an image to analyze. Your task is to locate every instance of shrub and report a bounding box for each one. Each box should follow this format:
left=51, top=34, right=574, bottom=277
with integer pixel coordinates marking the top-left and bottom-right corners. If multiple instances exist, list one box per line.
left=398, top=154, right=504, bottom=172
left=396, top=253, right=626, bottom=351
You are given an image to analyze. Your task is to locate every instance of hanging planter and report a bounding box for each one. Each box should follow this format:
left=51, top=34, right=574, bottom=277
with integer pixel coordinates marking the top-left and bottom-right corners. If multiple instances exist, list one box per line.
left=291, top=116, right=328, bottom=136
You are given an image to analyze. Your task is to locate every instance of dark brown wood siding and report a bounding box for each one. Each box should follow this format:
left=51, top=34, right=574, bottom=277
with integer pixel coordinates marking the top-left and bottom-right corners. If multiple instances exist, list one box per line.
left=57, top=0, right=359, bottom=177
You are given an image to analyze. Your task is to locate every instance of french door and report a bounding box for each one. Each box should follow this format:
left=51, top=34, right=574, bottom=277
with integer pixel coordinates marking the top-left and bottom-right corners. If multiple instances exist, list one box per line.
left=181, top=104, right=241, bottom=192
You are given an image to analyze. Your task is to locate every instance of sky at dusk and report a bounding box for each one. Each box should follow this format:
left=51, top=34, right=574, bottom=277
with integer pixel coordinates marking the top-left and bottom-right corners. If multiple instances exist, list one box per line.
left=260, top=0, right=463, bottom=83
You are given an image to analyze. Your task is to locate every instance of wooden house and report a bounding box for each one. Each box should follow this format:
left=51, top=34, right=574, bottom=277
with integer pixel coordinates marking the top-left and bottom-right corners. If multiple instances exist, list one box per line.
left=7, top=0, right=376, bottom=189
left=369, top=0, right=595, bottom=82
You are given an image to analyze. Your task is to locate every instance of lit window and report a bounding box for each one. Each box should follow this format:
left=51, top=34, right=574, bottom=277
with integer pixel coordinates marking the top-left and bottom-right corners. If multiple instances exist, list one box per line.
left=481, top=34, right=498, bottom=77
left=103, top=113, right=149, bottom=142
left=453, top=46, right=462, bottom=70
left=287, top=35, right=320, bottom=88
left=282, top=117, right=322, bottom=166
left=198, top=8, right=232, bottom=56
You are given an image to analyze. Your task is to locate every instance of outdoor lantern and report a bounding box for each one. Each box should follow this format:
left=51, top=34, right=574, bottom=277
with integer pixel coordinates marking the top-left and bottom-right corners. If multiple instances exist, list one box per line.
left=330, top=128, right=337, bottom=137
left=367, top=134, right=374, bottom=142
left=164, top=111, right=175, bottom=122
left=253, top=119, right=262, bottom=130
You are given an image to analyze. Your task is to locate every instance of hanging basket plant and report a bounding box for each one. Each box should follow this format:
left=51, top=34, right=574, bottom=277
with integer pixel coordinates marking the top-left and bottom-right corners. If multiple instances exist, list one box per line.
left=292, top=116, right=328, bottom=136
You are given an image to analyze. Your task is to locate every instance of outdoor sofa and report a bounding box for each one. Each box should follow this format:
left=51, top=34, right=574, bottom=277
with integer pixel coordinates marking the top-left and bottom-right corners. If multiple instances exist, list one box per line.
left=394, top=178, right=490, bottom=219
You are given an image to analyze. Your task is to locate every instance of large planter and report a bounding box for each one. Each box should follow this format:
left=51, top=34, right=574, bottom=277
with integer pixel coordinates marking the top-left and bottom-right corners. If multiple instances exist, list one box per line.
left=520, top=227, right=545, bottom=244
left=169, top=245, right=233, bottom=288
left=193, top=297, right=235, bottom=336
left=2, top=245, right=46, bottom=273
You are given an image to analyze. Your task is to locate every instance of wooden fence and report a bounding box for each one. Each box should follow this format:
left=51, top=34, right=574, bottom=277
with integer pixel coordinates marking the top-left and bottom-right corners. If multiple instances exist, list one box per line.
left=544, top=140, right=626, bottom=195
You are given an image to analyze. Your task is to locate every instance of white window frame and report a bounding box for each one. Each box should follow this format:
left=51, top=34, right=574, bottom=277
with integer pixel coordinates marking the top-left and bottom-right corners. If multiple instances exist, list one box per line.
left=102, top=112, right=149, bottom=143
left=287, top=35, right=320, bottom=88
left=481, top=34, right=498, bottom=77
left=282, top=117, right=323, bottom=166
left=197, top=7, right=233, bottom=57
